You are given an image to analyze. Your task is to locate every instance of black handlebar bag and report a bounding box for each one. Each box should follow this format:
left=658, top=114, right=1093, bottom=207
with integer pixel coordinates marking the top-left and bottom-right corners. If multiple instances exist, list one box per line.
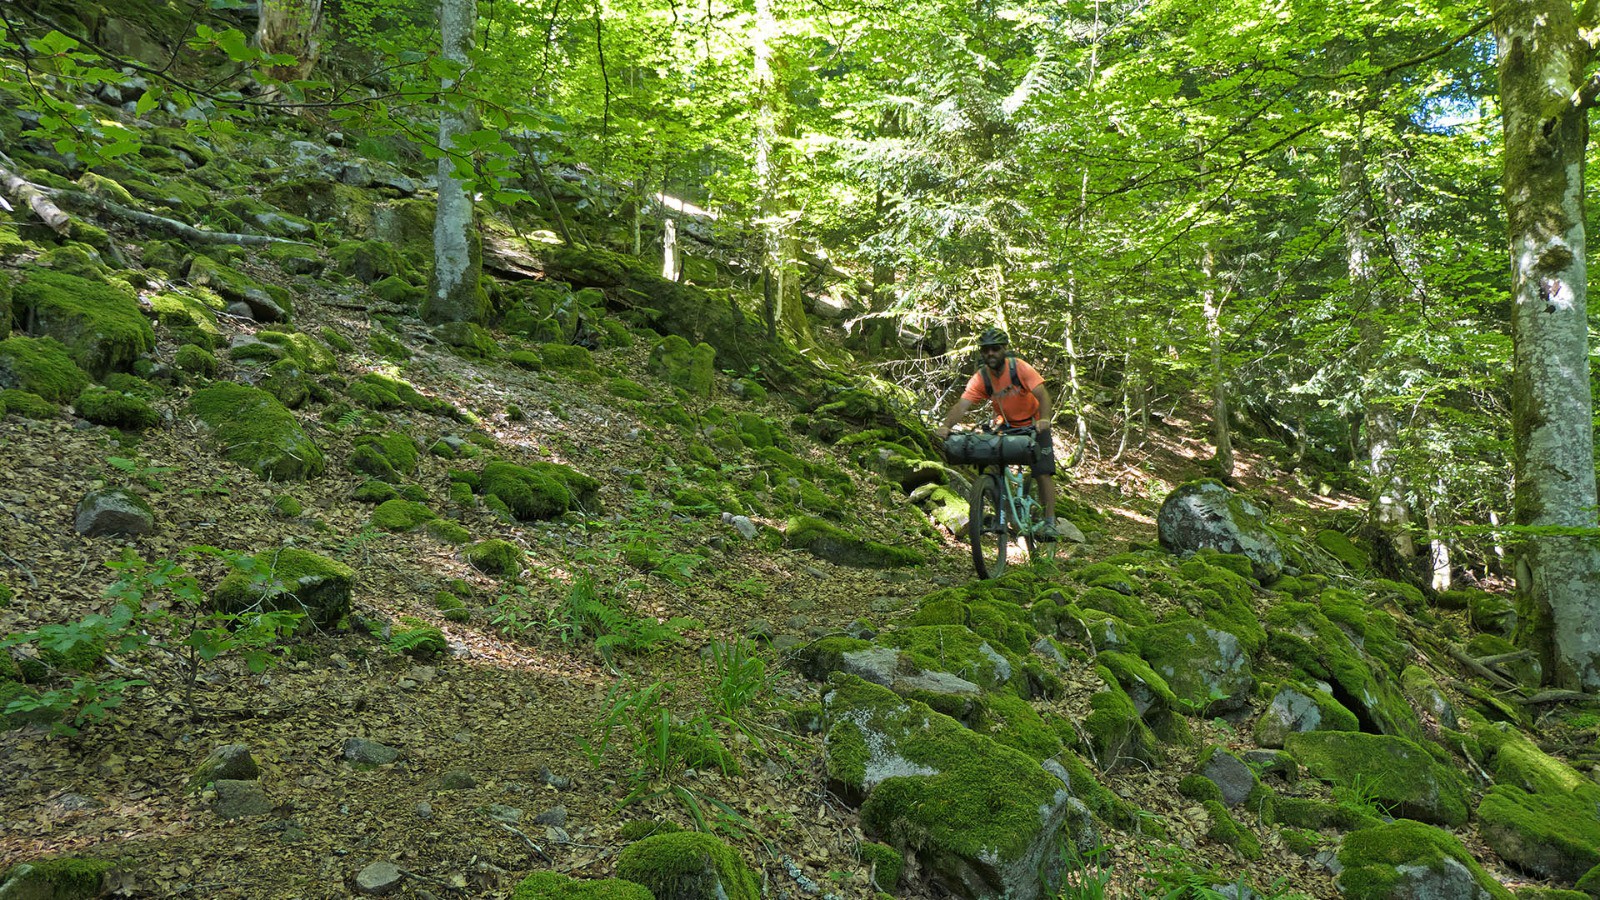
left=942, top=433, right=1035, bottom=466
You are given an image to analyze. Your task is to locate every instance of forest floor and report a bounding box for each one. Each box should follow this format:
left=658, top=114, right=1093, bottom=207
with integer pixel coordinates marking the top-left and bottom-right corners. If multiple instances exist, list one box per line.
left=0, top=278, right=1516, bottom=899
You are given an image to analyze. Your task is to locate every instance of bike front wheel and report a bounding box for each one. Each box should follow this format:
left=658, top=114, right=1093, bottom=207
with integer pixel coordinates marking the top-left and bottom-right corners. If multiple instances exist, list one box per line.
left=969, top=472, right=1009, bottom=579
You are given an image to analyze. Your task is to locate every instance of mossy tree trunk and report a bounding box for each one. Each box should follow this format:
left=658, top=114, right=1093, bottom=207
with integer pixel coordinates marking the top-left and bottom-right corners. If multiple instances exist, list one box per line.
left=423, top=0, right=488, bottom=325
left=256, top=0, right=323, bottom=91
left=1495, top=0, right=1600, bottom=690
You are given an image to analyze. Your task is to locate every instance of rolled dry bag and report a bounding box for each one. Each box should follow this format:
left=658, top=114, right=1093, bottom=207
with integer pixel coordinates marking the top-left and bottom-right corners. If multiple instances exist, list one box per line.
left=943, top=432, right=1035, bottom=466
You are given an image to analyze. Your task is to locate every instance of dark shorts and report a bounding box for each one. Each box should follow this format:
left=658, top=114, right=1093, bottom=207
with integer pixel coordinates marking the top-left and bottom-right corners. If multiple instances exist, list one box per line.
left=1032, top=440, right=1057, bottom=477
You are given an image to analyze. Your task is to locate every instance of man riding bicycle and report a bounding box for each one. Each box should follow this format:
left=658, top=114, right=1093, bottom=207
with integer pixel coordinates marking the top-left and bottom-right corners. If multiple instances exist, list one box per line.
left=934, top=327, right=1060, bottom=541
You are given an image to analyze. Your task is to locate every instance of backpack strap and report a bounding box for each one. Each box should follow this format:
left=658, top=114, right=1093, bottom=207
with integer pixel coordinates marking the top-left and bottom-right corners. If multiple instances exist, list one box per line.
left=979, top=358, right=1026, bottom=426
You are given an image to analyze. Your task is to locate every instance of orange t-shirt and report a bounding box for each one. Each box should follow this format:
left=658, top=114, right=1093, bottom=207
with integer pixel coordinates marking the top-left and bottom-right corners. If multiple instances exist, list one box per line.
left=962, top=358, right=1043, bottom=426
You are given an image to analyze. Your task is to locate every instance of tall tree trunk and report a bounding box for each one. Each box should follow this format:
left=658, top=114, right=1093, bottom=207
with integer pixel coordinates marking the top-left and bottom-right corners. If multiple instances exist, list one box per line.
left=1495, top=0, right=1600, bottom=690
left=256, top=0, right=323, bottom=91
left=1201, top=243, right=1232, bottom=480
left=661, top=217, right=680, bottom=281
left=423, top=0, right=487, bottom=325
left=1343, top=142, right=1418, bottom=577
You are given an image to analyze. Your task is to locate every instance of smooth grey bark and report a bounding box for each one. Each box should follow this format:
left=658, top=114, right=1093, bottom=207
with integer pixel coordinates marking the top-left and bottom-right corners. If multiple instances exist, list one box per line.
left=423, top=0, right=486, bottom=325
left=1201, top=243, right=1233, bottom=480
left=662, top=217, right=681, bottom=281
left=256, top=0, right=323, bottom=89
left=1495, top=0, right=1600, bottom=690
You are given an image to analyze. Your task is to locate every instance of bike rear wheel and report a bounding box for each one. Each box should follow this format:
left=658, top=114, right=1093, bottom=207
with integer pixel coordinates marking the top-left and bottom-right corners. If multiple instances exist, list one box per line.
left=969, top=472, right=1009, bottom=579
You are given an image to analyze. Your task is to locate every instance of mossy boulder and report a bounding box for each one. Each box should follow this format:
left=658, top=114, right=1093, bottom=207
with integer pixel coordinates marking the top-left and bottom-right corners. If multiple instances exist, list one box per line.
left=1284, top=731, right=1470, bottom=827
left=212, top=549, right=354, bottom=628
left=1203, top=799, right=1262, bottom=859
left=220, top=196, right=315, bottom=238
left=331, top=240, right=407, bottom=284
left=188, top=383, right=325, bottom=480
left=371, top=499, right=436, bottom=532
left=510, top=872, right=654, bottom=900
left=435, top=321, right=498, bottom=357
left=614, top=832, right=758, bottom=900
left=174, top=344, right=217, bottom=377
left=0, top=856, right=117, bottom=900
left=875, top=625, right=1031, bottom=695
left=1337, top=819, right=1513, bottom=900
left=539, top=342, right=595, bottom=371
left=10, top=271, right=154, bottom=378
left=648, top=335, right=716, bottom=397
left=1476, top=723, right=1600, bottom=882
left=187, top=255, right=289, bottom=322
left=786, top=516, right=921, bottom=569
left=477, top=460, right=599, bottom=520
left=1263, top=599, right=1420, bottom=739
left=228, top=330, right=337, bottom=374
left=1315, top=529, right=1368, bottom=571
left=0, top=336, right=91, bottom=402
left=860, top=842, right=904, bottom=891
left=1252, top=682, right=1360, bottom=747
left=349, top=432, right=419, bottom=483
left=74, top=386, right=158, bottom=429
left=1133, top=618, right=1254, bottom=715
left=823, top=674, right=1076, bottom=900
left=1, top=389, right=57, bottom=419
left=1080, top=670, right=1163, bottom=770
left=148, top=290, right=223, bottom=349
left=348, top=373, right=445, bottom=413
left=1157, top=480, right=1283, bottom=581
left=466, top=539, right=524, bottom=577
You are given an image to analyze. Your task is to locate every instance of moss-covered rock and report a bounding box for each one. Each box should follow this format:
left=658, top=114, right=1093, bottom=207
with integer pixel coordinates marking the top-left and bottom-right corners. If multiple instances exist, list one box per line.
left=349, top=432, right=419, bottom=483
left=188, top=383, right=325, bottom=480
left=1252, top=682, right=1359, bottom=747
left=10, top=271, right=154, bottom=378
left=187, top=255, right=290, bottom=321
left=1337, top=819, right=1513, bottom=900
left=1284, top=731, right=1469, bottom=827
left=1, top=389, right=57, bottom=419
left=1157, top=480, right=1283, bottom=581
left=786, top=516, right=921, bottom=568
left=348, top=373, right=445, bottom=413
left=614, top=831, right=758, bottom=900
left=331, top=240, right=407, bottom=284
left=426, top=520, right=471, bottom=544
left=0, top=336, right=91, bottom=402
left=1203, top=799, right=1262, bottom=859
left=371, top=499, right=436, bottom=532
left=0, top=855, right=117, bottom=900
left=1133, top=618, right=1254, bottom=715
left=1080, top=668, right=1163, bottom=770
left=1315, top=529, right=1368, bottom=571
left=148, top=290, right=223, bottom=349
left=1475, top=723, right=1600, bottom=882
left=1263, top=599, right=1420, bottom=739
left=823, top=674, right=1076, bottom=900
left=231, top=330, right=337, bottom=374
left=466, top=539, right=524, bottom=577
left=174, top=343, right=218, bottom=377
left=510, top=872, right=654, bottom=900
left=75, top=386, right=158, bottom=429
left=478, top=460, right=591, bottom=520
left=212, top=548, right=354, bottom=627
left=648, top=335, right=715, bottom=397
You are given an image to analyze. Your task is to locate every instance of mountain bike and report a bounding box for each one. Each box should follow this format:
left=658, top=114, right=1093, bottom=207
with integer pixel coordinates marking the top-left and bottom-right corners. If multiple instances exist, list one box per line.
left=946, top=425, right=1046, bottom=579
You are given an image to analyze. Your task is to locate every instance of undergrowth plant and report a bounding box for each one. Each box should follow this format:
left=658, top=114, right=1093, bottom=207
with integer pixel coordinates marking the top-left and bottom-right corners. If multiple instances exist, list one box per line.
left=2, top=547, right=302, bottom=735
left=551, top=577, right=695, bottom=662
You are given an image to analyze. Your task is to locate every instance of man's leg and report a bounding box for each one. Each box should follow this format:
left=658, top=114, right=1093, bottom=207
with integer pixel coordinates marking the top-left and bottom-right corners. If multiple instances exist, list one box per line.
left=1033, top=441, right=1058, bottom=531
left=1036, top=474, right=1057, bottom=523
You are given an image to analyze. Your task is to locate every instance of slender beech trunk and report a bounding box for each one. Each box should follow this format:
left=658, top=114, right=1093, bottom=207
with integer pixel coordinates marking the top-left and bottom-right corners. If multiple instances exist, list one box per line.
left=1343, top=143, right=1418, bottom=575
left=1426, top=476, right=1451, bottom=592
left=1201, top=244, right=1232, bottom=479
left=662, top=217, right=680, bottom=281
left=256, top=0, right=323, bottom=90
left=1495, top=0, right=1600, bottom=690
left=423, top=0, right=486, bottom=324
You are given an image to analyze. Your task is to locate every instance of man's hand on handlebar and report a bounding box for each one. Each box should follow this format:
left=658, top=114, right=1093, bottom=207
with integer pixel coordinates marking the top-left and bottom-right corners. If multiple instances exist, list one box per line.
left=935, top=425, right=953, bottom=441
left=1035, top=421, right=1051, bottom=441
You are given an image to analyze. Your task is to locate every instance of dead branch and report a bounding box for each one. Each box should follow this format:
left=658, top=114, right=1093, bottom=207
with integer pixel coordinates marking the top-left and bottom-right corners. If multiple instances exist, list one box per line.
left=1447, top=643, right=1523, bottom=693
left=39, top=185, right=311, bottom=247
left=0, top=155, right=71, bottom=235
left=1517, top=689, right=1594, bottom=705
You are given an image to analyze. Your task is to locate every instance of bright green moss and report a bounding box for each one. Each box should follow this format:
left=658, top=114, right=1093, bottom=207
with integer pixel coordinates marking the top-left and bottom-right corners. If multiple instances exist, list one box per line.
left=188, top=383, right=325, bottom=480
left=879, top=625, right=1019, bottom=693
left=1203, top=800, right=1261, bottom=859
left=371, top=498, right=435, bottom=532
left=540, top=342, right=595, bottom=371
left=1315, top=529, right=1367, bottom=571
left=466, top=539, right=524, bottom=577
left=1263, top=599, right=1420, bottom=739
left=0, top=855, right=117, bottom=899
left=1081, top=667, right=1162, bottom=768
left=249, top=330, right=336, bottom=374
left=212, top=548, right=354, bottom=627
left=510, top=872, right=654, bottom=900
left=1284, top=731, right=1469, bottom=827
left=615, top=832, right=759, bottom=900
left=75, top=386, right=158, bottom=429
left=11, top=271, right=154, bottom=376
left=318, top=326, right=354, bottom=353
left=174, top=344, right=217, bottom=377
left=786, top=516, right=921, bottom=568
left=1134, top=618, right=1254, bottom=716
left=0, top=336, right=90, bottom=402
left=618, top=820, right=682, bottom=842
left=860, top=842, right=903, bottom=890
left=1337, top=820, right=1514, bottom=900
left=368, top=329, right=411, bottom=361
left=331, top=240, right=406, bottom=283
left=480, top=461, right=570, bottom=520
left=188, top=255, right=292, bottom=319
left=426, top=520, right=471, bottom=544
left=2, top=389, right=57, bottom=419
left=1180, top=774, right=1224, bottom=802
left=352, top=479, right=398, bottom=503
left=506, top=350, right=543, bottom=371
left=270, top=495, right=303, bottom=517
left=1076, top=586, right=1152, bottom=626
left=973, top=692, right=1063, bottom=760
left=148, top=290, right=223, bottom=349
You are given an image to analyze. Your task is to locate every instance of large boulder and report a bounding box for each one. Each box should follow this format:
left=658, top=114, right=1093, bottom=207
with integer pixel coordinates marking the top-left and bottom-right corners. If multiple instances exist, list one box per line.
left=188, top=383, right=325, bottom=480
left=1285, top=731, right=1470, bottom=827
left=0, top=336, right=90, bottom=402
left=1157, top=480, right=1282, bottom=581
left=11, top=270, right=154, bottom=379
left=212, top=548, right=354, bottom=627
left=1336, top=820, right=1513, bottom=900
left=1134, top=619, right=1254, bottom=715
left=1476, top=725, right=1600, bottom=883
left=648, top=335, right=716, bottom=398
left=785, top=516, right=922, bottom=569
left=1251, top=683, right=1359, bottom=747
left=823, top=674, right=1077, bottom=900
